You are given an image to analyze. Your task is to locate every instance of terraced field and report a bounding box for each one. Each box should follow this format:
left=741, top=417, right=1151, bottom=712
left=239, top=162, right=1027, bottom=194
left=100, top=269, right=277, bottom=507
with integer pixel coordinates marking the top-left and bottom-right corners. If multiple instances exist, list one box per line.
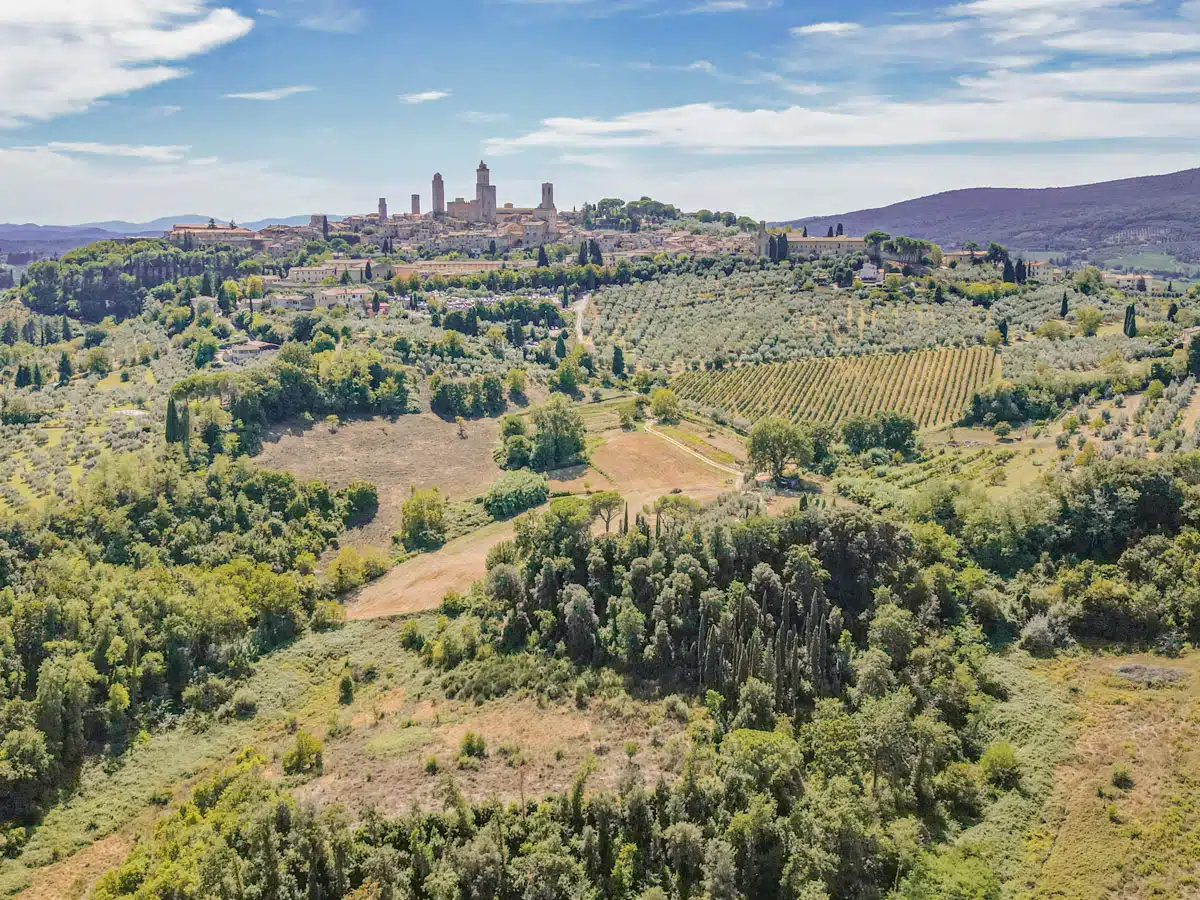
left=673, top=346, right=1000, bottom=429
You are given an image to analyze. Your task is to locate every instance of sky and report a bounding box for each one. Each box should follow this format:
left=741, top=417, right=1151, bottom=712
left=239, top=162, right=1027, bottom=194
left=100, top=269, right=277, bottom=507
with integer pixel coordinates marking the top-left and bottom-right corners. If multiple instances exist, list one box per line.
left=2, top=0, right=1200, bottom=224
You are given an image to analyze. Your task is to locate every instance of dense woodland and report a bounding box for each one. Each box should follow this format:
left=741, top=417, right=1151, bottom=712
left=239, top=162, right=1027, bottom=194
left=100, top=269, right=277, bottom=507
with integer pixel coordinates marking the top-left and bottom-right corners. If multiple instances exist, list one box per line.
left=0, top=451, right=374, bottom=830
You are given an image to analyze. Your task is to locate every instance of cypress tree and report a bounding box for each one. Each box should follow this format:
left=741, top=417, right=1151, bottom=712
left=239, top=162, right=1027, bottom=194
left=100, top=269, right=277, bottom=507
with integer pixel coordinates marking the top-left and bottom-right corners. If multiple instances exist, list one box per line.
left=555, top=334, right=567, bottom=359
left=1189, top=335, right=1200, bottom=378
left=998, top=319, right=1009, bottom=344
left=1002, top=258, right=1016, bottom=283
left=612, top=345, right=625, bottom=376
left=32, top=364, right=43, bottom=388
left=200, top=271, right=213, bottom=297
left=57, top=351, right=72, bottom=384
left=537, top=246, right=549, bottom=268
left=1061, top=292, right=1069, bottom=318
left=180, top=402, right=191, bottom=457
left=562, top=283, right=569, bottom=309
left=826, top=227, right=834, bottom=238
left=1168, top=302, right=1178, bottom=322
left=578, top=242, right=588, bottom=266
left=165, top=397, right=180, bottom=444
left=60, top=316, right=72, bottom=341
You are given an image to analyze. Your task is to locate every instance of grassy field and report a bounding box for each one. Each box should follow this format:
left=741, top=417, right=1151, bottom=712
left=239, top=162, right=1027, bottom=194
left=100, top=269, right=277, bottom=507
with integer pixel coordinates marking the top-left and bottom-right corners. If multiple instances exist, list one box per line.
left=1014, top=651, right=1200, bottom=899
left=1096, top=251, right=1200, bottom=279
left=256, top=412, right=504, bottom=552
left=342, top=424, right=739, bottom=619
left=5, top=617, right=693, bottom=900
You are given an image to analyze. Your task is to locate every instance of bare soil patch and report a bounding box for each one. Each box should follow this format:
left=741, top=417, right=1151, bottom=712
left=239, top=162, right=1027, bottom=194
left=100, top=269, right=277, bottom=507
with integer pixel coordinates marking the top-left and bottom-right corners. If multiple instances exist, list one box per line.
left=256, top=413, right=502, bottom=549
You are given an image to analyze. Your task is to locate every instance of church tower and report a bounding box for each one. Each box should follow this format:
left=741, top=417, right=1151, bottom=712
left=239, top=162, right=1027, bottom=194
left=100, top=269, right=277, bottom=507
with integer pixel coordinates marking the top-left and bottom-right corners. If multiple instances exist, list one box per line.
left=378, top=198, right=387, bottom=222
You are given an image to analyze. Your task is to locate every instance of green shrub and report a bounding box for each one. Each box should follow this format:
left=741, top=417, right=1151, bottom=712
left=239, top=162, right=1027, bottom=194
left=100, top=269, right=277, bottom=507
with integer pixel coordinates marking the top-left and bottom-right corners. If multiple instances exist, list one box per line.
left=231, top=690, right=258, bottom=719
left=400, top=619, right=426, bottom=650
left=483, top=470, right=550, bottom=519
left=980, top=741, right=1021, bottom=789
left=1111, top=765, right=1134, bottom=790
left=934, top=761, right=985, bottom=815
left=282, top=730, right=324, bottom=775
left=460, top=730, right=487, bottom=759
left=339, top=674, right=354, bottom=705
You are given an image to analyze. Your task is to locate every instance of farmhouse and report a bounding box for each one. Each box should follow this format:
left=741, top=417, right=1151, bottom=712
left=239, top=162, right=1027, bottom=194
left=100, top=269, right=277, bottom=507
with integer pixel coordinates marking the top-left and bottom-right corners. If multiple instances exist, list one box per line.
left=316, top=286, right=375, bottom=307
left=167, top=223, right=260, bottom=249
left=221, top=340, right=279, bottom=364
left=269, top=293, right=316, bottom=311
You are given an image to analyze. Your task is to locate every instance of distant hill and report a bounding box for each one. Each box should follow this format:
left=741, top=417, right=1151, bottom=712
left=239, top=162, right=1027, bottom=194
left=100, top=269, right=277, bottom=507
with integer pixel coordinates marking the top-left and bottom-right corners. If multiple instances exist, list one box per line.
left=780, top=167, right=1200, bottom=262
left=0, top=215, right=346, bottom=257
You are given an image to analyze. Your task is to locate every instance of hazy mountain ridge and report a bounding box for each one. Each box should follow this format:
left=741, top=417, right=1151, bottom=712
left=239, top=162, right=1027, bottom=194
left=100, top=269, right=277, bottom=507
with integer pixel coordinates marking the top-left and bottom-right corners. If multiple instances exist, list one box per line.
left=780, top=167, right=1200, bottom=260
left=0, top=215, right=345, bottom=256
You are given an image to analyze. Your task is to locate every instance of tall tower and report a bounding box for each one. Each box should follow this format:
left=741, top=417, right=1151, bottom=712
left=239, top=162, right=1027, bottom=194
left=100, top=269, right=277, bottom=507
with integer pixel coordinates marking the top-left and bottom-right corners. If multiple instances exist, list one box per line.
left=411, top=194, right=421, bottom=215
left=432, top=173, right=445, bottom=216
left=378, top=198, right=388, bottom=222
left=540, top=182, right=555, bottom=210
left=475, top=161, right=496, bottom=225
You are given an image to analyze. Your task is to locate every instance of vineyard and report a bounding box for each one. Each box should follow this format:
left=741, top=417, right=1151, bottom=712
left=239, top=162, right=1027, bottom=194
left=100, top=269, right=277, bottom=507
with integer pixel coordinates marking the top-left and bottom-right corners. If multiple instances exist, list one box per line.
left=673, top=346, right=1000, bottom=429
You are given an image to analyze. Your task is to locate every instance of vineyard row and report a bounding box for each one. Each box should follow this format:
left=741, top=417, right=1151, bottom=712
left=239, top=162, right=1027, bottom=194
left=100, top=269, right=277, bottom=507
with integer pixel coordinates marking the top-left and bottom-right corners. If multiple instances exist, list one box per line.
left=672, top=347, right=1001, bottom=429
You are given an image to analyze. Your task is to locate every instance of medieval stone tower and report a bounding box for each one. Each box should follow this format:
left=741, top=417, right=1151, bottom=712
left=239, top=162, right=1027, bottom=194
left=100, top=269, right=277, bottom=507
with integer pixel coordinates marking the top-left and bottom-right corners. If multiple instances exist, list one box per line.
left=432, top=173, right=445, bottom=216
left=476, top=161, right=497, bottom=224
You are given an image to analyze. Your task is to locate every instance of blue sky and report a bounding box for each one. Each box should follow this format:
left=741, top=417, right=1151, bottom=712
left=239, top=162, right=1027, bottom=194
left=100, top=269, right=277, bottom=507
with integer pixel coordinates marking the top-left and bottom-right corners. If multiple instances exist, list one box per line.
left=2, top=0, right=1200, bottom=223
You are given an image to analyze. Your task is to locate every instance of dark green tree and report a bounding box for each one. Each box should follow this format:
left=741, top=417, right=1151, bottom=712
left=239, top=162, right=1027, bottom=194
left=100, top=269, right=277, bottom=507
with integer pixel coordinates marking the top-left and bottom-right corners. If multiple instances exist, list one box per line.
left=537, top=245, right=550, bottom=268
left=165, top=397, right=181, bottom=444
left=57, top=350, right=73, bottom=384
left=1061, top=292, right=1069, bottom=318
left=612, top=345, right=625, bottom=377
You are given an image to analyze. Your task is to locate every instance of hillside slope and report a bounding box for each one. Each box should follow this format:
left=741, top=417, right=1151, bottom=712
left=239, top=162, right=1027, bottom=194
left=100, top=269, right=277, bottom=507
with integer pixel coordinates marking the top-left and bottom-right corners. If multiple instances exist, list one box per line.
left=781, top=167, right=1200, bottom=257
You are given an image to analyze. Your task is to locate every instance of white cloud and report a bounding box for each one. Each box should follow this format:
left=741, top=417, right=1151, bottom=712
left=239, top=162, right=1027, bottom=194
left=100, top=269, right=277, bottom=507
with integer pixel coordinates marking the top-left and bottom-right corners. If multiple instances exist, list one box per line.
left=460, top=111, right=509, bottom=123
left=224, top=85, right=316, bottom=100
left=0, top=144, right=352, bottom=223
left=683, top=0, right=778, bottom=12
left=558, top=153, right=622, bottom=169
left=961, top=58, right=1200, bottom=98
left=487, top=94, right=1200, bottom=155
left=31, top=141, right=191, bottom=162
left=0, top=1, right=253, bottom=127
left=1046, top=29, right=1200, bottom=55
left=154, top=105, right=184, bottom=116
left=293, top=0, right=364, bottom=32
left=400, top=90, right=450, bottom=104
left=792, top=21, right=863, bottom=35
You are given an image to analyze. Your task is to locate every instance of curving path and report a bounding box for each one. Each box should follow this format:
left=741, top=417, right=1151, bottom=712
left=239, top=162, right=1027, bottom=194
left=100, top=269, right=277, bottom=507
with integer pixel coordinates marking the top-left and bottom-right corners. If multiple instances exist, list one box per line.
left=645, top=422, right=744, bottom=489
